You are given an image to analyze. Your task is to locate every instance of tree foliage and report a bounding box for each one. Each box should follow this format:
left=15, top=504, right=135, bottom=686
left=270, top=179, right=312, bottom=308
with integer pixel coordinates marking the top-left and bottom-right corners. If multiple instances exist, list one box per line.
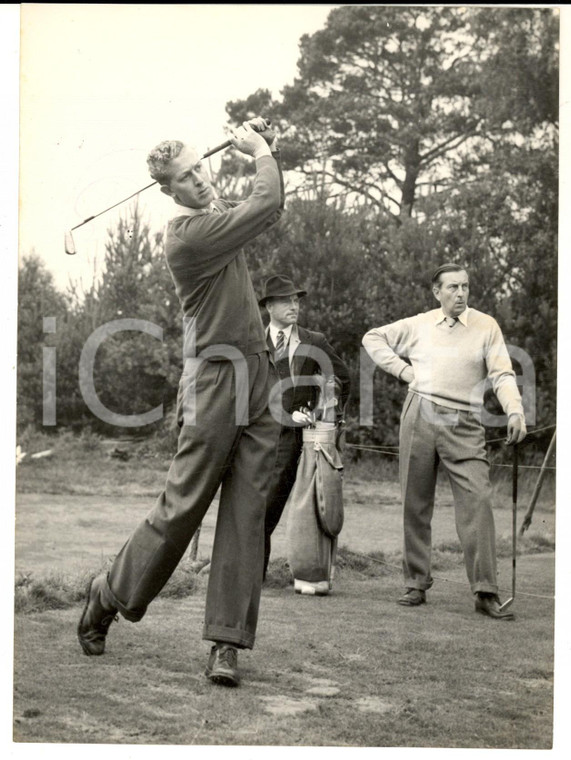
left=225, top=5, right=558, bottom=451
left=226, top=6, right=558, bottom=220
left=17, top=6, right=558, bottom=458
left=17, top=254, right=70, bottom=428
left=78, top=205, right=182, bottom=431
left=17, top=207, right=183, bottom=435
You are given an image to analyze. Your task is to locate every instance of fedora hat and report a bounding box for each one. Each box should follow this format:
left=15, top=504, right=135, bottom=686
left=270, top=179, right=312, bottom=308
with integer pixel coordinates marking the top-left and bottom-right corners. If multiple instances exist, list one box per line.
left=258, top=274, right=307, bottom=307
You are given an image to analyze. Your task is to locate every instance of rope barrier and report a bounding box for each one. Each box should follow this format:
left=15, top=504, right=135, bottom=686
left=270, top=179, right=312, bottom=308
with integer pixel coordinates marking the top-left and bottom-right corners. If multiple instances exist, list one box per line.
left=345, top=443, right=556, bottom=471
left=345, top=422, right=557, bottom=472
left=345, top=443, right=400, bottom=451
left=485, top=423, right=556, bottom=446
left=491, top=463, right=556, bottom=471
left=339, top=549, right=555, bottom=602
left=345, top=444, right=400, bottom=456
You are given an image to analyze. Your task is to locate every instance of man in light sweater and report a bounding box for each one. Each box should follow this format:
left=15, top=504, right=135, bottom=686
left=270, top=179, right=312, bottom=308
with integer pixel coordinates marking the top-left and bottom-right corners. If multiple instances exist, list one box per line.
left=78, top=119, right=284, bottom=685
left=362, top=263, right=526, bottom=620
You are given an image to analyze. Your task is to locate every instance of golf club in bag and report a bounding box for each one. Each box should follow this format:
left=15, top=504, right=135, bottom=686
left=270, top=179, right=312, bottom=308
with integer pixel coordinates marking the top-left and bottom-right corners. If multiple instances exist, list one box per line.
left=64, top=118, right=273, bottom=255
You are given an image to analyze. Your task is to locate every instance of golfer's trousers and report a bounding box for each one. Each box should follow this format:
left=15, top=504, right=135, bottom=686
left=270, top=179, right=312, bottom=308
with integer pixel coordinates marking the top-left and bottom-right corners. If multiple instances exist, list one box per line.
left=399, top=392, right=498, bottom=595
left=263, top=426, right=302, bottom=578
left=102, top=352, right=280, bottom=649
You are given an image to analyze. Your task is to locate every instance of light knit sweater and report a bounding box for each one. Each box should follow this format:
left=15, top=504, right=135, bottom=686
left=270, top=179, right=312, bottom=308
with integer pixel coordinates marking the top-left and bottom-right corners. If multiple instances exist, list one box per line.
left=362, top=307, right=524, bottom=416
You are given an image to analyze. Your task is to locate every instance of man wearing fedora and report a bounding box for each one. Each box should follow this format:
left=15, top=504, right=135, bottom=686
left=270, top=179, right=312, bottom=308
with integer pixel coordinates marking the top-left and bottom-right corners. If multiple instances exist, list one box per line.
left=258, top=274, right=351, bottom=584
left=77, top=120, right=285, bottom=688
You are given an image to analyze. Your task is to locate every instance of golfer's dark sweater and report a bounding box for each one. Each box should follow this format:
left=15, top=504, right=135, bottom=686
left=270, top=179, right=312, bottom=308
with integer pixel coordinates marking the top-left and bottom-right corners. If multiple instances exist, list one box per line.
left=165, top=152, right=284, bottom=359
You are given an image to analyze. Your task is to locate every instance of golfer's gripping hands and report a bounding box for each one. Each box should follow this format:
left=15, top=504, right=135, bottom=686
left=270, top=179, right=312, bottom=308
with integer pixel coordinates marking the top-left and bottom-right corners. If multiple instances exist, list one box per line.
left=229, top=120, right=276, bottom=159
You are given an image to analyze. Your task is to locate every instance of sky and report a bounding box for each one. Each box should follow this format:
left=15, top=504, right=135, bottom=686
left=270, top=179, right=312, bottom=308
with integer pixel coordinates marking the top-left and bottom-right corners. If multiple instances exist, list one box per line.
left=18, top=3, right=340, bottom=293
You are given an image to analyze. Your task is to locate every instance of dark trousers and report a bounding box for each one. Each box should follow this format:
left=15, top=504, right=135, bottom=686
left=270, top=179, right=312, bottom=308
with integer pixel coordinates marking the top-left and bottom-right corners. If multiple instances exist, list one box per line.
left=263, top=426, right=302, bottom=578
left=399, top=392, right=498, bottom=594
left=101, top=353, right=280, bottom=650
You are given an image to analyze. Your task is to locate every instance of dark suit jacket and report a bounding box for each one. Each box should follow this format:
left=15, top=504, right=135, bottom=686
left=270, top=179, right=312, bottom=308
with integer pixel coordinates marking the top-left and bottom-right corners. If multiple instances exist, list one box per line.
left=267, top=324, right=351, bottom=422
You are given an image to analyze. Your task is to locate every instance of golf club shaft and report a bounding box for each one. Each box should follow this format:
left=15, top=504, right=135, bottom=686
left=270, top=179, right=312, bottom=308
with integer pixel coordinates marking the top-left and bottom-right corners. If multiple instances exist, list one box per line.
left=499, top=442, right=519, bottom=612
left=511, top=443, right=518, bottom=600
left=201, top=140, right=233, bottom=159
left=70, top=118, right=272, bottom=234
left=71, top=181, right=158, bottom=231
left=69, top=145, right=216, bottom=234
left=202, top=118, right=272, bottom=159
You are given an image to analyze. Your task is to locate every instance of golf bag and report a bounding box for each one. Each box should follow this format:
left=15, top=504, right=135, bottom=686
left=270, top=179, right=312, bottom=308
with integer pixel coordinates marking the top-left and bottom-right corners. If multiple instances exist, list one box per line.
left=285, top=423, right=344, bottom=595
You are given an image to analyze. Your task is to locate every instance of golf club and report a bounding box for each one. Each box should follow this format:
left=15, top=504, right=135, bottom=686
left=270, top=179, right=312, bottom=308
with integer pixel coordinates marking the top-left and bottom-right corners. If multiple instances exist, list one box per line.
left=499, top=443, right=518, bottom=612
left=65, top=118, right=272, bottom=255
left=520, top=429, right=556, bottom=536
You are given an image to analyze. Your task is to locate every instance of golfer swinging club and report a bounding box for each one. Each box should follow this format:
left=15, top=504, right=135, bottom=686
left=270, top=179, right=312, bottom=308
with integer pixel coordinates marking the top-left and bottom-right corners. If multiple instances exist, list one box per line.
left=78, top=118, right=284, bottom=687
left=363, top=264, right=527, bottom=620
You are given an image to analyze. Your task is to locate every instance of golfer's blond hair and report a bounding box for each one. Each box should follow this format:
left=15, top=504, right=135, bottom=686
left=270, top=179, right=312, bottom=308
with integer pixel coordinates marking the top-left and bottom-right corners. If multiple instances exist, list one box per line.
left=147, top=140, right=185, bottom=184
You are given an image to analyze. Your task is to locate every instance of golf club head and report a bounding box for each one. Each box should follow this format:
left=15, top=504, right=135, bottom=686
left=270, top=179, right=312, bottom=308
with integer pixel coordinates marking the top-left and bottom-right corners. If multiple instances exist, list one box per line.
left=65, top=230, right=76, bottom=255
left=498, top=597, right=514, bottom=612
left=519, top=516, right=531, bottom=536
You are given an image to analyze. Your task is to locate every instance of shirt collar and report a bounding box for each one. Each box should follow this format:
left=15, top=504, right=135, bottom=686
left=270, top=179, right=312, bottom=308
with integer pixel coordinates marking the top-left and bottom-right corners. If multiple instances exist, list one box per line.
left=268, top=323, right=295, bottom=345
left=171, top=200, right=220, bottom=219
left=435, top=307, right=470, bottom=326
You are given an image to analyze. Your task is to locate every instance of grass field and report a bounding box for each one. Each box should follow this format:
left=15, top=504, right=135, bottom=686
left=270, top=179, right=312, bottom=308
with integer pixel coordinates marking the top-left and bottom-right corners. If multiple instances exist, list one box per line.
left=12, top=432, right=557, bottom=748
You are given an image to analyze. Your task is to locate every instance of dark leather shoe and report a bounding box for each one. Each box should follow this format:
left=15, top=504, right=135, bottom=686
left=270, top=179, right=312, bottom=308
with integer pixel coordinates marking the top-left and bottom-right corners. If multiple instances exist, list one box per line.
left=475, top=593, right=515, bottom=621
left=398, top=588, right=426, bottom=606
left=205, top=644, right=240, bottom=687
left=77, top=575, right=118, bottom=655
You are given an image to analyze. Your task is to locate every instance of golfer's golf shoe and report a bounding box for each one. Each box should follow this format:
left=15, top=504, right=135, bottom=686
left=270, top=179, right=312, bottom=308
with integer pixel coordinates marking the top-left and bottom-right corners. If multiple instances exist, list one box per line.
left=205, top=644, right=240, bottom=687
left=398, top=588, right=426, bottom=606
left=77, top=575, right=118, bottom=655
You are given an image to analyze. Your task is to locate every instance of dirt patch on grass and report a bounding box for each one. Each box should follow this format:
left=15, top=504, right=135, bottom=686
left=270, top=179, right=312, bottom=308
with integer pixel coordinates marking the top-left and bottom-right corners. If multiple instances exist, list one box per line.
left=13, top=561, right=555, bottom=747
left=304, top=677, right=341, bottom=697
left=355, top=697, right=397, bottom=714
left=260, top=696, right=319, bottom=716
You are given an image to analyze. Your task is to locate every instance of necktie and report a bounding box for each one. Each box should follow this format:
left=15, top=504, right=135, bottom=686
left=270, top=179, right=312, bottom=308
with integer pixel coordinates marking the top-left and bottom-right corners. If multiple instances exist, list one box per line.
left=445, top=317, right=458, bottom=328
left=275, top=330, right=286, bottom=360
